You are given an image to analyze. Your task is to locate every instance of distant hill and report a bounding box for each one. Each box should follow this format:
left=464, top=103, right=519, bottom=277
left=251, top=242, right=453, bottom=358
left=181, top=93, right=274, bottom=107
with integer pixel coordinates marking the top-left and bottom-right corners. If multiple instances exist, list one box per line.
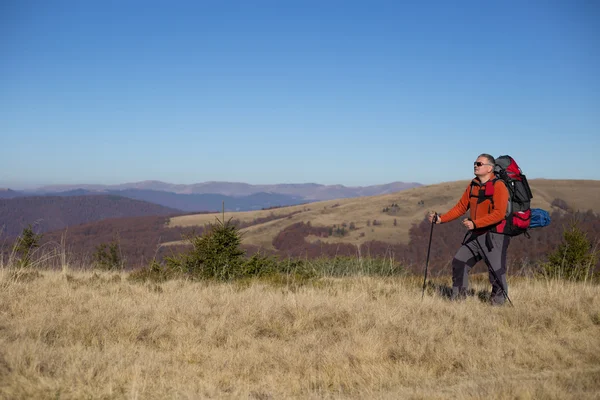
left=38, top=215, right=194, bottom=268
left=13, top=178, right=599, bottom=273
left=0, top=195, right=182, bottom=237
left=30, top=189, right=306, bottom=212
left=34, top=180, right=423, bottom=200
left=0, top=189, right=24, bottom=199
left=13, top=181, right=423, bottom=212
left=92, top=189, right=305, bottom=212
left=49, top=189, right=93, bottom=197
left=166, top=179, right=600, bottom=250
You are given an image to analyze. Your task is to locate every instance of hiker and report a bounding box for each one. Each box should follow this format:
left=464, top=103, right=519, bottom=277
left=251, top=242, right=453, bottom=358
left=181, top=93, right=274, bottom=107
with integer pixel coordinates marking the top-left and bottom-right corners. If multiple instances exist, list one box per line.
left=428, top=153, right=511, bottom=305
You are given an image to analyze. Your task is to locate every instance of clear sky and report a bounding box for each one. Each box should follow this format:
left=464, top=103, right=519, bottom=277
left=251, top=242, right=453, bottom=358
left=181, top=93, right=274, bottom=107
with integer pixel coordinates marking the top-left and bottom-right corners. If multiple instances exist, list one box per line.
left=1, top=0, right=599, bottom=189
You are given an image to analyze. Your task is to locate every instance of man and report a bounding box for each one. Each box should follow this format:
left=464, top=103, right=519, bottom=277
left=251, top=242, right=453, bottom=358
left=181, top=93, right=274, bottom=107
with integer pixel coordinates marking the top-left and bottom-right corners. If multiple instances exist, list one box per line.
left=428, top=154, right=510, bottom=305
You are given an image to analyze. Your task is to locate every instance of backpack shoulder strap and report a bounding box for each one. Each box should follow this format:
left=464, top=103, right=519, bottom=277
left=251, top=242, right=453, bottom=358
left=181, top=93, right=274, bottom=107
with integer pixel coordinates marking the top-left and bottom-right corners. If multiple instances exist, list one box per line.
left=469, top=178, right=498, bottom=204
left=492, top=176, right=505, bottom=189
left=469, top=180, right=482, bottom=197
left=470, top=178, right=498, bottom=192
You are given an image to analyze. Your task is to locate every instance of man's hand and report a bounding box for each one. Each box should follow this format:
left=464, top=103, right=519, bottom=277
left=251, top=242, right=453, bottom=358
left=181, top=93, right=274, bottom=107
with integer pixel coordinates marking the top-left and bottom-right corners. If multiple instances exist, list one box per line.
left=462, top=218, right=474, bottom=230
left=428, top=212, right=441, bottom=224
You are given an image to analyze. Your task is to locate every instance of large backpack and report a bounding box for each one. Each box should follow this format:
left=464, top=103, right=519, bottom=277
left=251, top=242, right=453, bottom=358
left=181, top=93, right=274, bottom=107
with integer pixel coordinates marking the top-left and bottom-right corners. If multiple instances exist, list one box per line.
left=493, top=155, right=535, bottom=236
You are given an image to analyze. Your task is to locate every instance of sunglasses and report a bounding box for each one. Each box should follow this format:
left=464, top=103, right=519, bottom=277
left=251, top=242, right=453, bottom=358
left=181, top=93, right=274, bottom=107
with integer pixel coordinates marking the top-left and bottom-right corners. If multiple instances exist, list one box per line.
left=474, top=162, right=492, bottom=167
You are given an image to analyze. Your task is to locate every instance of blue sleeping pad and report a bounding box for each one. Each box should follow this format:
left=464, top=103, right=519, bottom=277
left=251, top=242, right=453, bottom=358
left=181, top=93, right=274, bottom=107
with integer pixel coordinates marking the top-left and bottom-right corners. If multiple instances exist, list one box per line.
left=530, top=208, right=551, bottom=228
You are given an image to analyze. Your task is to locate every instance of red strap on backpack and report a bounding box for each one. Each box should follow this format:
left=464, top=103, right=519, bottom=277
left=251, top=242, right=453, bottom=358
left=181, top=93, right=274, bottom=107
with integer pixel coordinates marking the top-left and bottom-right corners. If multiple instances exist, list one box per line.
left=484, top=180, right=495, bottom=196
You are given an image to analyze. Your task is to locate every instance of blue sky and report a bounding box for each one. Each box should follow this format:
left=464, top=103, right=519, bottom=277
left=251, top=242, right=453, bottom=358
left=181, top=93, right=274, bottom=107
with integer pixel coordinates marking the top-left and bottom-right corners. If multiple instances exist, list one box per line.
left=1, top=0, right=599, bottom=189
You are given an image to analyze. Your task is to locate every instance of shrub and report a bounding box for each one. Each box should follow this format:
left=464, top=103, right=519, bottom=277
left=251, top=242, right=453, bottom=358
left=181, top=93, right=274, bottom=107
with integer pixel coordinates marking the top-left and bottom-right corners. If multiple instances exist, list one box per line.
left=242, top=252, right=279, bottom=277
left=542, top=222, right=599, bottom=281
left=165, top=216, right=246, bottom=281
left=333, top=226, right=347, bottom=237
left=152, top=217, right=309, bottom=282
left=384, top=204, right=400, bottom=214
left=93, top=241, right=123, bottom=271
left=128, top=260, right=182, bottom=283
left=15, top=225, right=42, bottom=268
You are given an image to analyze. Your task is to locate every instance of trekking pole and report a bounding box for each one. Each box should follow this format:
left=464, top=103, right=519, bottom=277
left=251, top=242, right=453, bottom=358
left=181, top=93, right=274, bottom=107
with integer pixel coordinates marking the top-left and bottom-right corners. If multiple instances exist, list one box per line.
left=476, top=240, right=513, bottom=307
left=421, top=213, right=437, bottom=300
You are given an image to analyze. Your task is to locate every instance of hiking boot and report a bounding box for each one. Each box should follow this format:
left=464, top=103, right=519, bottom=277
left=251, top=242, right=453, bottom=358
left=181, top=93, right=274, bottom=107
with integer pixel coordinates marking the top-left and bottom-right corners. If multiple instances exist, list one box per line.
left=490, top=288, right=506, bottom=306
left=490, top=296, right=505, bottom=306
left=451, top=287, right=467, bottom=301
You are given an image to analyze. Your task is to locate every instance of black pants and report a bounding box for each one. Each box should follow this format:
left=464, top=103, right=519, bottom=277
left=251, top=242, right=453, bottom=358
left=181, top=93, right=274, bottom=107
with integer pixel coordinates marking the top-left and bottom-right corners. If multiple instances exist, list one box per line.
left=451, top=232, right=511, bottom=303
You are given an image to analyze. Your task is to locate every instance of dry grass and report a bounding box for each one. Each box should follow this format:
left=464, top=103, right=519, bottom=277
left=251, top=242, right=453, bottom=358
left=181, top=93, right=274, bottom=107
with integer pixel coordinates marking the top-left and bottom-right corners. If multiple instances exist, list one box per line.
left=1, top=269, right=599, bottom=399
left=166, top=179, right=600, bottom=249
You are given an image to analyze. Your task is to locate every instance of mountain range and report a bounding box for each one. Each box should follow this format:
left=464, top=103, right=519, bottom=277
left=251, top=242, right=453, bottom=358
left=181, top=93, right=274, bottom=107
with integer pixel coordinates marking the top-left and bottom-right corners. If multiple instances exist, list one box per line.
left=0, top=195, right=181, bottom=237
left=4, top=178, right=598, bottom=271
left=31, top=180, right=421, bottom=199
left=1, top=181, right=422, bottom=212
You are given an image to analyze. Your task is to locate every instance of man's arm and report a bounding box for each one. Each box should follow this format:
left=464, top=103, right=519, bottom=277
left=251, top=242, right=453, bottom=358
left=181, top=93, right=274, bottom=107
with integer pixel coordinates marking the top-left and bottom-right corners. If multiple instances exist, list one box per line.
left=439, top=185, right=471, bottom=223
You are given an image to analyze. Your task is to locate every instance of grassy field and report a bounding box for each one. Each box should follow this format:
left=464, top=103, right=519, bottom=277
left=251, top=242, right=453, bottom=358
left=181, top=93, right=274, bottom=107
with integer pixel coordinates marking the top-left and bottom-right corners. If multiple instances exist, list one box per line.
left=166, top=179, right=600, bottom=249
left=1, top=268, right=599, bottom=399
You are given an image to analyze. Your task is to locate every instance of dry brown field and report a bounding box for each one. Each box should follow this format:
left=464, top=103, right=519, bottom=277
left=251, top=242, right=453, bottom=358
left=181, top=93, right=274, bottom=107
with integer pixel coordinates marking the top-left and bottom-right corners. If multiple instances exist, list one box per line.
left=1, top=269, right=599, bottom=399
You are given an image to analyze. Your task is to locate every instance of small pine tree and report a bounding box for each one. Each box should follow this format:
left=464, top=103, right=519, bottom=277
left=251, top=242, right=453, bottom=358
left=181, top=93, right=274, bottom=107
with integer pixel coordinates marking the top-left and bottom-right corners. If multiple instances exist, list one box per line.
left=167, top=216, right=245, bottom=281
left=15, top=224, right=42, bottom=268
left=543, top=222, right=598, bottom=281
left=93, top=241, right=123, bottom=271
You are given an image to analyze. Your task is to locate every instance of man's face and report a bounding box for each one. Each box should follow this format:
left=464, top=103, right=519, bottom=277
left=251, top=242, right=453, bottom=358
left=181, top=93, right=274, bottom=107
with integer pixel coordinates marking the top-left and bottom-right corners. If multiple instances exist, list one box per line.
left=474, top=157, right=493, bottom=176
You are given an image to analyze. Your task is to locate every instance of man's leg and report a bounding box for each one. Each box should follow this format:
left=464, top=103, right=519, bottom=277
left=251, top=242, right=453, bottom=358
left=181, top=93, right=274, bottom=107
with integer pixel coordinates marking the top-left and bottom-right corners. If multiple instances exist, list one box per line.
left=478, top=233, right=511, bottom=305
left=451, top=240, right=481, bottom=300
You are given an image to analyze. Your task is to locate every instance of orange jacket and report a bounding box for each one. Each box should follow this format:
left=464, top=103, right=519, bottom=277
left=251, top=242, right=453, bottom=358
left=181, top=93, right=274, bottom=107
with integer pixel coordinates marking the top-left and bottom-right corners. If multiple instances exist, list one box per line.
left=441, top=178, right=509, bottom=230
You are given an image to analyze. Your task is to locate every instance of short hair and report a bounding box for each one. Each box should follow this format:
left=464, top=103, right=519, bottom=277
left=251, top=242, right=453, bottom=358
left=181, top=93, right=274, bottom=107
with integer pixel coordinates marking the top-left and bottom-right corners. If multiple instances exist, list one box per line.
left=478, top=153, right=496, bottom=166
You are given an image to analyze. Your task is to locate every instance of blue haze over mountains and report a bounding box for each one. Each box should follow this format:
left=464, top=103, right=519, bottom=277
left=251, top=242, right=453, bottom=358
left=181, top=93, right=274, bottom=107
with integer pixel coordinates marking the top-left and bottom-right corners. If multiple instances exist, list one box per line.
left=0, top=181, right=422, bottom=212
